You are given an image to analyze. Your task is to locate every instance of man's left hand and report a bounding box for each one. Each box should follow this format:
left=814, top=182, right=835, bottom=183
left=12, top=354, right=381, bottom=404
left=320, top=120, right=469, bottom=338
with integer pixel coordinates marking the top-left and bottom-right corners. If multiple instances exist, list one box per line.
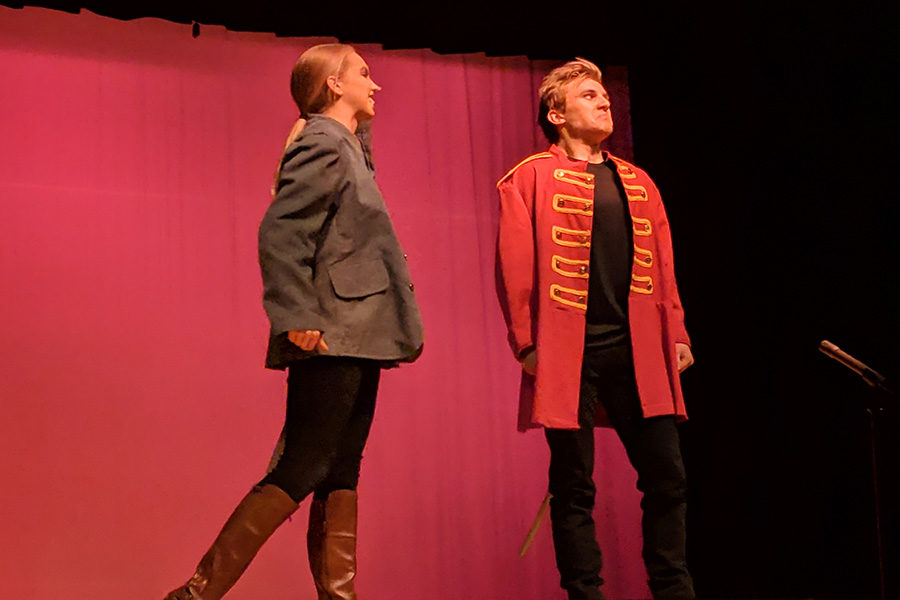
left=675, top=343, right=694, bottom=372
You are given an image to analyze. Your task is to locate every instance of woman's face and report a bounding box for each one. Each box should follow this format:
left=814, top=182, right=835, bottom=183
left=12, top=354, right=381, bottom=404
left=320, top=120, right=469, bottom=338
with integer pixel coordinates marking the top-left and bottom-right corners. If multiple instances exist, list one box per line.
left=336, top=52, right=382, bottom=121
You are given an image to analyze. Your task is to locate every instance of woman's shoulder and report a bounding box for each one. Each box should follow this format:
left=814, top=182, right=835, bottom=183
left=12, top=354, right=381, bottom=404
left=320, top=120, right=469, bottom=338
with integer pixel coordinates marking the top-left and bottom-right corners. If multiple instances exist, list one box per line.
left=291, top=123, right=338, bottom=151
left=298, top=116, right=356, bottom=148
left=282, top=119, right=349, bottom=168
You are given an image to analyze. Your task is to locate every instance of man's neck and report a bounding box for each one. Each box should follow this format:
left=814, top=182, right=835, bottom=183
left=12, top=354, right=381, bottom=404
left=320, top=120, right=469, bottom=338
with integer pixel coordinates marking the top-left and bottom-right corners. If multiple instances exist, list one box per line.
left=556, top=131, right=606, bottom=163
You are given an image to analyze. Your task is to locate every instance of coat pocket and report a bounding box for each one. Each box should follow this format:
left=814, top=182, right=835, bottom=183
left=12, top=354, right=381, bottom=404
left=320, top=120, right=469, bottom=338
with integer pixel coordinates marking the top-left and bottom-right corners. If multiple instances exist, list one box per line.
left=328, top=257, right=390, bottom=299
left=656, top=301, right=684, bottom=397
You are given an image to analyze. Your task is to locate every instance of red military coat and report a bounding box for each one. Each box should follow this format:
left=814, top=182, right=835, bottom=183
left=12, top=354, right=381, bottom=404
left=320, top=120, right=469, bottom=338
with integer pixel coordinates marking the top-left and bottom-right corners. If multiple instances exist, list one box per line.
left=496, top=144, right=690, bottom=430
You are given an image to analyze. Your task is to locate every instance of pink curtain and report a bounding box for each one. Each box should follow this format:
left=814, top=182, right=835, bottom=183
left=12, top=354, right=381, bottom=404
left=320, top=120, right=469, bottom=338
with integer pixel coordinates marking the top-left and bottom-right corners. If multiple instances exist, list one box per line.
left=0, top=6, right=647, bottom=599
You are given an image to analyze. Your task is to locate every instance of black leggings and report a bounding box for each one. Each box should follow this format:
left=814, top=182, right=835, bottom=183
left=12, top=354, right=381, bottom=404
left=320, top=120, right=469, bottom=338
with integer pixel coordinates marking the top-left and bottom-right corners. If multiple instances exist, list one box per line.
left=544, top=344, right=693, bottom=600
left=260, top=356, right=380, bottom=503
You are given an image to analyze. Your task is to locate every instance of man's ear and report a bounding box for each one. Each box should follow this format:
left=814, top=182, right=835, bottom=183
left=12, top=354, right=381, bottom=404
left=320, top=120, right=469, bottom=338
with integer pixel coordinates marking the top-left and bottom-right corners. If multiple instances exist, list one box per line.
left=326, top=75, right=343, bottom=97
left=547, top=108, right=566, bottom=126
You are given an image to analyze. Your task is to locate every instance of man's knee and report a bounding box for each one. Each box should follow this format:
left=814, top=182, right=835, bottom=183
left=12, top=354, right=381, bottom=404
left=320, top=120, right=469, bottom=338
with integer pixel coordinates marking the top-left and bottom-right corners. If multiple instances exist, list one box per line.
left=639, top=471, right=687, bottom=509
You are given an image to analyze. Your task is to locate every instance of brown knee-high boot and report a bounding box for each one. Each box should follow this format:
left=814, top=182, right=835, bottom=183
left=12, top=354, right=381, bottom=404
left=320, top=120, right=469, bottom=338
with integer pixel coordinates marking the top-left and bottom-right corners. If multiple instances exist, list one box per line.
left=307, top=489, right=359, bottom=600
left=307, top=497, right=330, bottom=600
left=164, top=484, right=299, bottom=600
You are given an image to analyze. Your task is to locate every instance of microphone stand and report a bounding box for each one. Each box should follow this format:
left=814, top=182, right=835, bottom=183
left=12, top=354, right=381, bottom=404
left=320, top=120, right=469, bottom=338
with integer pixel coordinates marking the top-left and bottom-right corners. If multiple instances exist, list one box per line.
left=818, top=340, right=894, bottom=600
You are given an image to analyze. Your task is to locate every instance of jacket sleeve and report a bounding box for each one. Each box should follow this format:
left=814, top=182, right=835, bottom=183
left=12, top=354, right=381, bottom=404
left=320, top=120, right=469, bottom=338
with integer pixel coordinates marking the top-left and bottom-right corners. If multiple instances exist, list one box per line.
left=496, top=176, right=536, bottom=359
left=650, top=181, right=691, bottom=347
left=258, top=134, right=346, bottom=335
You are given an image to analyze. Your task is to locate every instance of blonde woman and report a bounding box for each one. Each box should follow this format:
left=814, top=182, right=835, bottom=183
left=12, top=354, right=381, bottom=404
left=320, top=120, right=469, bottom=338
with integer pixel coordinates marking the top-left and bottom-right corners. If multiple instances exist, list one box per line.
left=164, top=44, right=423, bottom=600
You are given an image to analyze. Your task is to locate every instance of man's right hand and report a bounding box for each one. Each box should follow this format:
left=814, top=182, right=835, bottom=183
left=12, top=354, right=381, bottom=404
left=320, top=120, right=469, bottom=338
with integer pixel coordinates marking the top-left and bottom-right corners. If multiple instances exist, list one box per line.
left=519, top=349, right=536, bottom=375
left=288, top=329, right=329, bottom=353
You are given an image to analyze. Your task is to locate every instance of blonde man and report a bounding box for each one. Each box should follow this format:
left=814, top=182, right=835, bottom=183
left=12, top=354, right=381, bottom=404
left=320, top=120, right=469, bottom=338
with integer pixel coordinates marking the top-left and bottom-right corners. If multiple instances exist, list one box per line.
left=496, top=58, right=695, bottom=600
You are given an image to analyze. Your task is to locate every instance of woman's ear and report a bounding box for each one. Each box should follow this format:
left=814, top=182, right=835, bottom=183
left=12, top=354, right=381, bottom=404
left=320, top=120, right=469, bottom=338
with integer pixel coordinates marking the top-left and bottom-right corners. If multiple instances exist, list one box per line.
left=326, top=74, right=343, bottom=98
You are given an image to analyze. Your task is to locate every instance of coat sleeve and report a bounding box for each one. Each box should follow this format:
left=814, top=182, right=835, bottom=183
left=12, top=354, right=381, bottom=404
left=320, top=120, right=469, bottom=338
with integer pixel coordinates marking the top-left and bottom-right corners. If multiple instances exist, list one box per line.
left=650, top=181, right=691, bottom=347
left=258, top=134, right=346, bottom=335
left=496, top=176, right=536, bottom=359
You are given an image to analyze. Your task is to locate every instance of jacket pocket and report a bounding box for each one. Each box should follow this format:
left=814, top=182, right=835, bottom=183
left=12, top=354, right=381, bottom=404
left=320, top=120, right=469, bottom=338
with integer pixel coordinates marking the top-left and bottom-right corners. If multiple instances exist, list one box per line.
left=328, top=257, right=390, bottom=299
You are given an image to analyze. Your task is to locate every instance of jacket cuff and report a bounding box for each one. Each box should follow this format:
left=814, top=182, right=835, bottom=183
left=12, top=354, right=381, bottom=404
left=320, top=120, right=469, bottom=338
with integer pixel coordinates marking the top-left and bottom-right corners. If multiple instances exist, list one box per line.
left=271, top=315, right=325, bottom=336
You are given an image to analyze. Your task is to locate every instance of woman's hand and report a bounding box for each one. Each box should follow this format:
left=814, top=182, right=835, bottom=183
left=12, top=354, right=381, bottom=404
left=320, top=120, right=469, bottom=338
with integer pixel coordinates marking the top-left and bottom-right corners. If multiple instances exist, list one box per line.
left=675, top=342, right=694, bottom=372
left=288, top=329, right=329, bottom=353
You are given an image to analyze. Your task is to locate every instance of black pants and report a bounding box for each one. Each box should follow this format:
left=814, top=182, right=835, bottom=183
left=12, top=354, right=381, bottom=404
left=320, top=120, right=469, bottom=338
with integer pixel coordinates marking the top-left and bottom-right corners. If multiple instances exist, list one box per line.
left=260, top=356, right=380, bottom=503
left=544, top=345, right=694, bottom=600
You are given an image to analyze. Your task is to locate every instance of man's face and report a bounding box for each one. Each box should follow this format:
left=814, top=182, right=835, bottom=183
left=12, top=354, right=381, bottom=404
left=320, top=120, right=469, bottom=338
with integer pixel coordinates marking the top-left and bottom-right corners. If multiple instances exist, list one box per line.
left=550, top=77, right=613, bottom=144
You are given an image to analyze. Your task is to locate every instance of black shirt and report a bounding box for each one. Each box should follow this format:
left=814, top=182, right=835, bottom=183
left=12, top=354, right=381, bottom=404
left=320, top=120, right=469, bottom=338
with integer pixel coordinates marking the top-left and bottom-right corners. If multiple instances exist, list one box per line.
left=584, top=159, right=632, bottom=351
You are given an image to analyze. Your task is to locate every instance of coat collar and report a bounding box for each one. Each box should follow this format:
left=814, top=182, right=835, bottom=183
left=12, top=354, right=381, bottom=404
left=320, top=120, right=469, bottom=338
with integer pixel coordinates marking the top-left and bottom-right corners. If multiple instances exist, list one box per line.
left=548, top=143, right=611, bottom=169
left=304, top=115, right=370, bottom=166
left=305, top=114, right=359, bottom=145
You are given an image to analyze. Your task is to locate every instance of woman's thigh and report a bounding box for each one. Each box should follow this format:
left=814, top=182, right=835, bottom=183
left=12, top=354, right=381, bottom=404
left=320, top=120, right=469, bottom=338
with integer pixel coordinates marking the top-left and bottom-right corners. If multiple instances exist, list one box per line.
left=263, top=356, right=380, bottom=502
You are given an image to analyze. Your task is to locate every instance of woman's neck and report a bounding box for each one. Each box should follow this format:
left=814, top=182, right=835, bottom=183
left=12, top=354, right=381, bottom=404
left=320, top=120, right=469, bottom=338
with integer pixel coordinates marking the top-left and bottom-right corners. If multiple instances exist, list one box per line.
left=321, top=104, right=358, bottom=134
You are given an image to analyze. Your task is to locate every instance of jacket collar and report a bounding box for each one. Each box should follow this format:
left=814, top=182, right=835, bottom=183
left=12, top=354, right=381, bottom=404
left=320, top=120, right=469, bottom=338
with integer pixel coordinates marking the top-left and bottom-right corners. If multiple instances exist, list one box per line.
left=305, top=115, right=369, bottom=165
left=305, top=114, right=359, bottom=144
left=548, top=143, right=610, bottom=169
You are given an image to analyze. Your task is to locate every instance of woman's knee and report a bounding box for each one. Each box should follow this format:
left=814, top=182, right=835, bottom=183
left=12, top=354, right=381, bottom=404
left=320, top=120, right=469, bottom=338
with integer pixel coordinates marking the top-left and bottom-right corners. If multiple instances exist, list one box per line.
left=262, top=454, right=332, bottom=503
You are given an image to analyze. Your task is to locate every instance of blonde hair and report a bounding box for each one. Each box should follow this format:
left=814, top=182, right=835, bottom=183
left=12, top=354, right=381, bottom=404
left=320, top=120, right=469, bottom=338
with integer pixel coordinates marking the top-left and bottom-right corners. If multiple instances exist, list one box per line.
left=272, top=45, right=355, bottom=197
left=537, top=57, right=603, bottom=143
left=290, top=43, right=356, bottom=117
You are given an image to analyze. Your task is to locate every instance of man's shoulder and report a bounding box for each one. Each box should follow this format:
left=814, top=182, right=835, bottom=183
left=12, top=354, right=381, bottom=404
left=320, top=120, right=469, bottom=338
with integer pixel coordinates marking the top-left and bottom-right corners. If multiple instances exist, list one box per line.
left=496, top=151, right=555, bottom=188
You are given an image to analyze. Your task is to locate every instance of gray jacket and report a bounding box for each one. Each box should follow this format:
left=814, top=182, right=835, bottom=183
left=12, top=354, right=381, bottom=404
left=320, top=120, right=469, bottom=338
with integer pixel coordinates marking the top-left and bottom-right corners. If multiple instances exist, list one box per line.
left=259, top=115, right=424, bottom=369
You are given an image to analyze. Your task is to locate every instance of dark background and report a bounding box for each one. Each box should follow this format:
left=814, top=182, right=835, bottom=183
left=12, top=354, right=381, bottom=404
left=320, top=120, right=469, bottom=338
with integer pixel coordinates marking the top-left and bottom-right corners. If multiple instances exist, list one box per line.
left=4, top=2, right=898, bottom=598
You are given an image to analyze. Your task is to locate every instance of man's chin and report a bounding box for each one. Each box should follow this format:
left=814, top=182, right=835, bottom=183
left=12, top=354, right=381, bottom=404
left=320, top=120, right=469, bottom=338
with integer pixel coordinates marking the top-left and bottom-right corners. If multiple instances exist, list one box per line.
left=585, top=129, right=612, bottom=145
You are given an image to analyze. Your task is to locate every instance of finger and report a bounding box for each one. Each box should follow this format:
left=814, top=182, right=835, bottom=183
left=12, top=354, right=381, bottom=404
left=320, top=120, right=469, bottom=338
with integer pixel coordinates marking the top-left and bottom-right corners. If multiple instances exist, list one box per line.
left=297, top=332, right=316, bottom=351
left=304, top=331, right=324, bottom=351
left=317, top=336, right=329, bottom=352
